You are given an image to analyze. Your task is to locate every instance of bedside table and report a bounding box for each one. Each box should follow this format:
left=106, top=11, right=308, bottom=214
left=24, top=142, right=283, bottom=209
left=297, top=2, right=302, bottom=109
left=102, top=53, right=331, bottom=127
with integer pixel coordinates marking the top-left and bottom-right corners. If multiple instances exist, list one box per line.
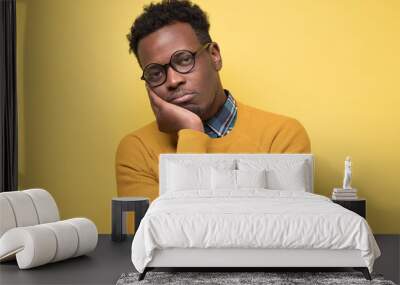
left=332, top=198, right=366, bottom=218
left=111, top=197, right=149, bottom=242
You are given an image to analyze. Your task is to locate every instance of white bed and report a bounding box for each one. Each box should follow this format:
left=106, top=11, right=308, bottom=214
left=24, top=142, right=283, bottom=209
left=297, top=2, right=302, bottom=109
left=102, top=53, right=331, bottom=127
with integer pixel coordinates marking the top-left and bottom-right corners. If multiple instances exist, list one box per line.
left=131, top=154, right=381, bottom=281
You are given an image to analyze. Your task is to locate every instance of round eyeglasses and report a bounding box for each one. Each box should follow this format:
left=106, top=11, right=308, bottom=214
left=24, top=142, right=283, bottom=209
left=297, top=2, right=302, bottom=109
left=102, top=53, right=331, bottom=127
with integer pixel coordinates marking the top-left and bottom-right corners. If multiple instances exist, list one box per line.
left=141, top=42, right=212, bottom=87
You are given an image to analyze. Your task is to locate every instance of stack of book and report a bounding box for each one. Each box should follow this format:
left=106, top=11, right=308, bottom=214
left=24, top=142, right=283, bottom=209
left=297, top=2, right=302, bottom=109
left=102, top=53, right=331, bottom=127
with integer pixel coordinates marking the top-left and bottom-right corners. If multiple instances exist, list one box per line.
left=332, top=188, right=358, bottom=200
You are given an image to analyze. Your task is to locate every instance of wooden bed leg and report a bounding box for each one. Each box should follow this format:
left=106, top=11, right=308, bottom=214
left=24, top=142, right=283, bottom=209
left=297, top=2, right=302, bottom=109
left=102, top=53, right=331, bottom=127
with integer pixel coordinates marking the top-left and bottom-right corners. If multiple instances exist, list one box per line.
left=138, top=268, right=148, bottom=281
left=354, top=267, right=372, bottom=280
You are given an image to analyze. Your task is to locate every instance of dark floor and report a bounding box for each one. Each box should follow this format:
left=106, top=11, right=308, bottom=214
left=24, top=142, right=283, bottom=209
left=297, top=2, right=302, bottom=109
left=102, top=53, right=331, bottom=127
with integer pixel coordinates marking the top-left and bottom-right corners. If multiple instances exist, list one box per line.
left=0, top=235, right=398, bottom=285
left=374, top=235, right=400, bottom=284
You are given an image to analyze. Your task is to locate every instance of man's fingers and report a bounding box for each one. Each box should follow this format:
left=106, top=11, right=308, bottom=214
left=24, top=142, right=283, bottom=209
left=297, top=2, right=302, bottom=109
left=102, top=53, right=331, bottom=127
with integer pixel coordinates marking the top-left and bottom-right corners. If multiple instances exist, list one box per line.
left=145, top=85, right=160, bottom=114
left=146, top=84, right=164, bottom=112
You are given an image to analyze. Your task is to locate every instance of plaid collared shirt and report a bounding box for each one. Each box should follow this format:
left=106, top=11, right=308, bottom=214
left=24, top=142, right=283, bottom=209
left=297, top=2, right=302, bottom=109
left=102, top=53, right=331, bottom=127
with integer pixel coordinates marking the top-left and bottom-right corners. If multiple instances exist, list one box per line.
left=204, top=89, right=238, bottom=138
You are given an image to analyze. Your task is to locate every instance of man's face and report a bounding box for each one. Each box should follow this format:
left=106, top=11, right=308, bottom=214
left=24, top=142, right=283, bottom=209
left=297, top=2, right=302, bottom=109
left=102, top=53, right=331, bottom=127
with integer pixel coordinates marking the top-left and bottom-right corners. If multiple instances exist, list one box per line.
left=137, top=22, right=222, bottom=120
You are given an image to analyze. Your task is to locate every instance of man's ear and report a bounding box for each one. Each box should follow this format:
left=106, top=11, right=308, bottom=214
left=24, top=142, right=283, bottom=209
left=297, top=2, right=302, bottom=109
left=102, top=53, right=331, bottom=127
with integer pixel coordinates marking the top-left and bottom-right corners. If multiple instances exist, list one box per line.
left=209, top=42, right=222, bottom=71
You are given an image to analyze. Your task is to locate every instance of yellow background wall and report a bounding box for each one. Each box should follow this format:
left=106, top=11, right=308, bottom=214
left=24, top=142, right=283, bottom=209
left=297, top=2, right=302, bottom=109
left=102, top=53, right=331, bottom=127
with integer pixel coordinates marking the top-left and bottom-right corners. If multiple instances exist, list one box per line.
left=16, top=0, right=400, bottom=234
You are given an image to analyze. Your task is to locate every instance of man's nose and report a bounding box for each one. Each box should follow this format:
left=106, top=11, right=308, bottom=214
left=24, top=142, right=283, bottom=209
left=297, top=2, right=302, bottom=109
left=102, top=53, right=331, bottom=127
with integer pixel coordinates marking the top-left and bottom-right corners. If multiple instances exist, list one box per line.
left=165, top=66, right=185, bottom=89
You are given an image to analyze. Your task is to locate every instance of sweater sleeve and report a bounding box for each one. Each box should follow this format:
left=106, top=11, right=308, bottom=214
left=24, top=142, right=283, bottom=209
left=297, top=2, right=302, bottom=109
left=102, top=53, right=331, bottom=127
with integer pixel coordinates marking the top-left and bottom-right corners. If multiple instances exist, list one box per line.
left=176, top=129, right=209, bottom=153
left=270, top=118, right=311, bottom=153
left=115, top=135, right=158, bottom=201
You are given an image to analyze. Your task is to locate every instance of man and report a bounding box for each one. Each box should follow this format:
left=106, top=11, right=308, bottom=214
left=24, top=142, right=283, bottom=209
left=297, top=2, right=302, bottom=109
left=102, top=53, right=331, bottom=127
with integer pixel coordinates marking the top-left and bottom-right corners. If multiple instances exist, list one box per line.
left=116, top=0, right=311, bottom=200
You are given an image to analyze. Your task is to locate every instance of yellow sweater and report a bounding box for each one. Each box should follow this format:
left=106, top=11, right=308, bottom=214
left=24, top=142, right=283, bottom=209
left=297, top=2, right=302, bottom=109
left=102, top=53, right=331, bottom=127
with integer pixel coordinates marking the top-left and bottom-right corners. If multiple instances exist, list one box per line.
left=115, top=100, right=311, bottom=201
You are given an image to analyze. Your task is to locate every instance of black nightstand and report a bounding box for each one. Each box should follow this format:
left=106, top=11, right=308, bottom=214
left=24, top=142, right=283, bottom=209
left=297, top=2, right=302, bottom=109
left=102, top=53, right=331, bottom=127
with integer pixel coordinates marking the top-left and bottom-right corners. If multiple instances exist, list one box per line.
left=111, top=197, right=149, bottom=242
left=332, top=198, right=366, bottom=219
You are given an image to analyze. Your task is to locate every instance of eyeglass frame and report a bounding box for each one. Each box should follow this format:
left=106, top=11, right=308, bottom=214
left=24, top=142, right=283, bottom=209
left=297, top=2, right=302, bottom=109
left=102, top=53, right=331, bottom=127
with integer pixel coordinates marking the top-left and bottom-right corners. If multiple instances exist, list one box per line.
left=140, top=42, right=213, bottom=87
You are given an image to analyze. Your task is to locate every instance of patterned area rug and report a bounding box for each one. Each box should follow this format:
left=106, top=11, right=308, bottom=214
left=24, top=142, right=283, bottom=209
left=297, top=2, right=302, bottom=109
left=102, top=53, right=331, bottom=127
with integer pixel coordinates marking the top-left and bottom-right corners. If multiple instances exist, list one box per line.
left=116, top=271, right=396, bottom=285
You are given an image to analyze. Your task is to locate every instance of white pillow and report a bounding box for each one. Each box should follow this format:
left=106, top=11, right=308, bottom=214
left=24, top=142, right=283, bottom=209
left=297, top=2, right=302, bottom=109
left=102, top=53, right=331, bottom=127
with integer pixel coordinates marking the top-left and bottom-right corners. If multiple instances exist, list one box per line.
left=167, top=162, right=211, bottom=191
left=211, top=168, right=268, bottom=190
left=238, top=159, right=308, bottom=191
left=237, top=169, right=267, bottom=188
left=211, top=168, right=236, bottom=190
left=266, top=165, right=307, bottom=191
left=167, top=159, right=236, bottom=170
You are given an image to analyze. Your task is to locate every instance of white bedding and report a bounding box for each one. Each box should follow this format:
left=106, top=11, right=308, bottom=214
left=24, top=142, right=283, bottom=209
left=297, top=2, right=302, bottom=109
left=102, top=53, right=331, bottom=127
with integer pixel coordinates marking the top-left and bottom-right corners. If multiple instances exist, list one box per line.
left=131, top=190, right=380, bottom=273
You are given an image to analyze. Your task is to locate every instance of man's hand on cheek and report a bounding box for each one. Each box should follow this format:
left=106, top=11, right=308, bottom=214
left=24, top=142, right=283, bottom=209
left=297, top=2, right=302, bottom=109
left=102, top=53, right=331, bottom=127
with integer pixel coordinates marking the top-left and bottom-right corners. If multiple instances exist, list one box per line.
left=146, top=84, right=204, bottom=133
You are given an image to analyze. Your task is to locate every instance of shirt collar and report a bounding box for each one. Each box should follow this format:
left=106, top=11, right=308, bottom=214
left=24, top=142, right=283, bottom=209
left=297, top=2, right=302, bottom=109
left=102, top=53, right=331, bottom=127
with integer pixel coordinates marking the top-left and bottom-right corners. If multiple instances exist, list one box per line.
left=204, top=89, right=237, bottom=138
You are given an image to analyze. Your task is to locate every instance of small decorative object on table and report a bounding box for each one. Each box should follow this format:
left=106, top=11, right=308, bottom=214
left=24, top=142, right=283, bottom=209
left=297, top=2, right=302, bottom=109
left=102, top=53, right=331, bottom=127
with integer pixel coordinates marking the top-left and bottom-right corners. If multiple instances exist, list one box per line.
left=331, top=156, right=366, bottom=218
left=111, top=197, right=149, bottom=242
left=332, top=156, right=358, bottom=200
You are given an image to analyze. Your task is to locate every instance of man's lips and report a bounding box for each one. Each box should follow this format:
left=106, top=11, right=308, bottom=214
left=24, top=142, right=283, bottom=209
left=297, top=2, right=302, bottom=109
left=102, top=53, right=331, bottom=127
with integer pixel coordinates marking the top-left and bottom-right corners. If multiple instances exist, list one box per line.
left=170, top=93, right=195, bottom=104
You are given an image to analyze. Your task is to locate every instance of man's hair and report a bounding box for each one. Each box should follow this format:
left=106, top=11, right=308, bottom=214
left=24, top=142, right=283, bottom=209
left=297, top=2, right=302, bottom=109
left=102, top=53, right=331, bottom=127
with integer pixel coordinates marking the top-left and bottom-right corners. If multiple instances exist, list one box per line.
left=127, top=0, right=212, bottom=60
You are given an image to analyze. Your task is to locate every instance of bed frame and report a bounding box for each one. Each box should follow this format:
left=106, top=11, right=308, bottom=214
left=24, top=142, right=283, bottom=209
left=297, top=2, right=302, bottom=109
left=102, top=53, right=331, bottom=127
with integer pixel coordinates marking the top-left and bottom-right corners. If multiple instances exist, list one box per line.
left=138, top=154, right=372, bottom=281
